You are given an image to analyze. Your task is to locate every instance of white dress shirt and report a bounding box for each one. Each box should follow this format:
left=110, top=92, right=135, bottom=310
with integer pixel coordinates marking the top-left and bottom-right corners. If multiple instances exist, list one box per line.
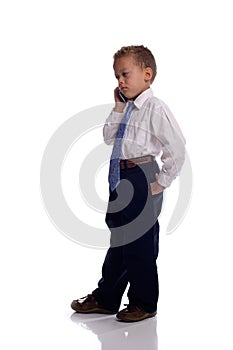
left=103, top=88, right=186, bottom=188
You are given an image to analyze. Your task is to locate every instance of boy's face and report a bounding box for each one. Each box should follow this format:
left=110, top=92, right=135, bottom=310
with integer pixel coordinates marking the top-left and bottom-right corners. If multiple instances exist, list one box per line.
left=114, top=55, right=152, bottom=100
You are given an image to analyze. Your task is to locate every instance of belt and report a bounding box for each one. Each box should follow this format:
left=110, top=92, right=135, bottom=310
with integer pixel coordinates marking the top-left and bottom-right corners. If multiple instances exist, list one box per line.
left=120, top=155, right=154, bottom=170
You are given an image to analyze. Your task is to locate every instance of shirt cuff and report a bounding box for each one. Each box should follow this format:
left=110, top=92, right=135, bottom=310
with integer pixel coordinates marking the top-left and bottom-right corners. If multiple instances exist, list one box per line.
left=105, top=110, right=124, bottom=124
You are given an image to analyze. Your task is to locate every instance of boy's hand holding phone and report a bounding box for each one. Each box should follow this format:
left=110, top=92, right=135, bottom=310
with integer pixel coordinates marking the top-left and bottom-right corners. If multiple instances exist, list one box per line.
left=113, top=87, right=127, bottom=113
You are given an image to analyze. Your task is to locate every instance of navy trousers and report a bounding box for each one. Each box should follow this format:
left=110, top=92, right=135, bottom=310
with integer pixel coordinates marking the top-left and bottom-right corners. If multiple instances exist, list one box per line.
left=92, top=160, right=163, bottom=313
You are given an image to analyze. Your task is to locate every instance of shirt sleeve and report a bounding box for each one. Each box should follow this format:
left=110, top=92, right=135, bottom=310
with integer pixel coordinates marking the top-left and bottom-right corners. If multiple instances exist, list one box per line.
left=152, top=103, right=186, bottom=188
left=103, top=109, right=124, bottom=145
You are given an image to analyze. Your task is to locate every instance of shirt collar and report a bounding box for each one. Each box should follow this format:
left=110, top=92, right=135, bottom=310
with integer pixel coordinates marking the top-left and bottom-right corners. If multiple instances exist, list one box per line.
left=133, top=87, right=153, bottom=109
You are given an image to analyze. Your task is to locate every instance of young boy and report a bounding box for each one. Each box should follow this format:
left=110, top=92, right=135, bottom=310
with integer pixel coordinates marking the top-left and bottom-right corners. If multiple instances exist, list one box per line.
left=71, top=45, right=186, bottom=322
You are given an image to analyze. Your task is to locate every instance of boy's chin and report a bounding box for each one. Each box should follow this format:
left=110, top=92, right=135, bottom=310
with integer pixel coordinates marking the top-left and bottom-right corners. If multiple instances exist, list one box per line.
left=126, top=93, right=138, bottom=100
left=130, top=93, right=140, bottom=101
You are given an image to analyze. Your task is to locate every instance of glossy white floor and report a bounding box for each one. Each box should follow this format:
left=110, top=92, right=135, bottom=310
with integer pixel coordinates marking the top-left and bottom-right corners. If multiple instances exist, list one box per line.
left=70, top=313, right=158, bottom=350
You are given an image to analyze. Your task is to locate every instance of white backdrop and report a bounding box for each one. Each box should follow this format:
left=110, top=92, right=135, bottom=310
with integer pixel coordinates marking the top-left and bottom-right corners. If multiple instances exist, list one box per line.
left=1, top=0, right=233, bottom=349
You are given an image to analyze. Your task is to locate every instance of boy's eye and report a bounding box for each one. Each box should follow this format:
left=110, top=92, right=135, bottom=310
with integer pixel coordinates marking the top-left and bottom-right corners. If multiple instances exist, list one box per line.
left=115, top=72, right=129, bottom=80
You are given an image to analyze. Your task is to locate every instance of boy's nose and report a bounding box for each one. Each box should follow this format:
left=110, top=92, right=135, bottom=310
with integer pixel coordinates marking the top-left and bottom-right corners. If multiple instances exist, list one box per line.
left=118, top=76, right=124, bottom=85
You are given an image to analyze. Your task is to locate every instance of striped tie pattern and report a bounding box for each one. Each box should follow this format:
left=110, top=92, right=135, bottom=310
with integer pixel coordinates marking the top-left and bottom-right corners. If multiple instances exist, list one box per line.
left=108, top=102, right=135, bottom=191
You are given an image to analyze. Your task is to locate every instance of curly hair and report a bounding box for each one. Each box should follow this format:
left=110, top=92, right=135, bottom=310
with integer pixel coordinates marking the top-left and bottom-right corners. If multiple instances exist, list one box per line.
left=113, top=45, right=157, bottom=83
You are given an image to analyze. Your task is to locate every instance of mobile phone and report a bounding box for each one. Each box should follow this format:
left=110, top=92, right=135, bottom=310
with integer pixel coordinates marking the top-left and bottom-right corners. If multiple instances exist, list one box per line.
left=118, top=90, right=128, bottom=103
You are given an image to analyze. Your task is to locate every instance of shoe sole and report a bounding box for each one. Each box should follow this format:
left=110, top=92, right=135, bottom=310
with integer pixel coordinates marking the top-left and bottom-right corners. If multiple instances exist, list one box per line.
left=116, top=312, right=157, bottom=322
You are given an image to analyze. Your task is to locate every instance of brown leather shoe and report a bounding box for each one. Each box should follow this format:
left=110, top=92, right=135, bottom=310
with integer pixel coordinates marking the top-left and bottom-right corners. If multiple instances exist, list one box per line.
left=116, top=304, right=157, bottom=322
left=71, top=294, right=116, bottom=314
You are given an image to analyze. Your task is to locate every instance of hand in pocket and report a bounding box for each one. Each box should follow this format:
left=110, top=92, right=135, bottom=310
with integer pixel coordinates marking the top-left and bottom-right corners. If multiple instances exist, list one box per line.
left=150, top=173, right=165, bottom=195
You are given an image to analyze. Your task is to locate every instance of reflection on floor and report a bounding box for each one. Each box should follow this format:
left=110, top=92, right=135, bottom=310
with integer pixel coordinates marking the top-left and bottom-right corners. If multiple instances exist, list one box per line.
left=70, top=312, right=158, bottom=350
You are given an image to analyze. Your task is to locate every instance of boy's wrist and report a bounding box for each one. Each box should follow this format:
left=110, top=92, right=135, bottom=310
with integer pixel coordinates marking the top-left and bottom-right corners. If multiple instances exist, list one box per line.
left=150, top=181, right=165, bottom=195
left=113, top=102, right=126, bottom=113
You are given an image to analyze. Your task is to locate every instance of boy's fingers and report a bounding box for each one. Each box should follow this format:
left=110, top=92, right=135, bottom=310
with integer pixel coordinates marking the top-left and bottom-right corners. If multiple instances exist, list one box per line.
left=155, top=173, right=159, bottom=180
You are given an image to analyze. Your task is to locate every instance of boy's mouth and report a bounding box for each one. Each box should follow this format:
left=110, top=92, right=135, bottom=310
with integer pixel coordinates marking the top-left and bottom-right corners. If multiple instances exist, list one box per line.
left=120, top=86, right=128, bottom=92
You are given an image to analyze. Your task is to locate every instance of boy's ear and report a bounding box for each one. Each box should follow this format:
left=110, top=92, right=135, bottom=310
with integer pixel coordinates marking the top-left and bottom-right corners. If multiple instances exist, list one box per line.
left=144, top=67, right=153, bottom=82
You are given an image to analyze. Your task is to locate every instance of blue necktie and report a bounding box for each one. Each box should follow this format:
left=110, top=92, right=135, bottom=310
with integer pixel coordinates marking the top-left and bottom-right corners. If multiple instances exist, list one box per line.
left=108, top=102, right=135, bottom=191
